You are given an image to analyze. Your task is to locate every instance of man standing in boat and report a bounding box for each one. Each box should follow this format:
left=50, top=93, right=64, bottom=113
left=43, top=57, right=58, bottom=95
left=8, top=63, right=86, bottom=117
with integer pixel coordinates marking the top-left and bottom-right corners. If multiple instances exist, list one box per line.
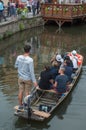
left=15, top=44, right=38, bottom=109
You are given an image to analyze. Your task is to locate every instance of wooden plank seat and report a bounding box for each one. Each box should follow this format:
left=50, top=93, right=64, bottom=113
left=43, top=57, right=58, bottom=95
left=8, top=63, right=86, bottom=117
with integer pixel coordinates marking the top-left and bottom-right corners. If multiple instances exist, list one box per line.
left=14, top=106, right=50, bottom=118
left=33, top=109, right=51, bottom=118
left=36, top=87, right=71, bottom=99
left=40, top=97, right=57, bottom=103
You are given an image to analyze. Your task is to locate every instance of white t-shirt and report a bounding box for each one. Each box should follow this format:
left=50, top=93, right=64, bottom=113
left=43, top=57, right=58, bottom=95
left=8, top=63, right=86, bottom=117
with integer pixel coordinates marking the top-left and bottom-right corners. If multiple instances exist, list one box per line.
left=70, top=56, right=78, bottom=69
left=26, top=0, right=31, bottom=7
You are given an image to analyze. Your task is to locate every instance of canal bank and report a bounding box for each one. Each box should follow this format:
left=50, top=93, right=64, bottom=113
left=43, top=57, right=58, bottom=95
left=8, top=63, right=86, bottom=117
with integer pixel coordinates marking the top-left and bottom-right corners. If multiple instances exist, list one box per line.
left=0, top=15, right=44, bottom=40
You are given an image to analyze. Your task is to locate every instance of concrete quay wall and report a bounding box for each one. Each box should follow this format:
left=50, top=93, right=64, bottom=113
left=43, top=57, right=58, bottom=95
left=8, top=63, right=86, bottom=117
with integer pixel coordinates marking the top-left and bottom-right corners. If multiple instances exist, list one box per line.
left=0, top=16, right=44, bottom=39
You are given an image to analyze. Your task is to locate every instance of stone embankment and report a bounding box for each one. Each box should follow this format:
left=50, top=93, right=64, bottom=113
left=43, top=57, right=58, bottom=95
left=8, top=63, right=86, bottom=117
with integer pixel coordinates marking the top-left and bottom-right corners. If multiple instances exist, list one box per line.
left=0, top=15, right=44, bottom=40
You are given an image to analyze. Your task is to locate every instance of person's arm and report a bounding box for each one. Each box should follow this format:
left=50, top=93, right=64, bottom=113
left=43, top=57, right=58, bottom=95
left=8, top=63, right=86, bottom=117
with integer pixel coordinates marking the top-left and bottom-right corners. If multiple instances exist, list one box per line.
left=53, top=81, right=57, bottom=88
left=29, top=60, right=38, bottom=87
left=14, top=57, right=18, bottom=68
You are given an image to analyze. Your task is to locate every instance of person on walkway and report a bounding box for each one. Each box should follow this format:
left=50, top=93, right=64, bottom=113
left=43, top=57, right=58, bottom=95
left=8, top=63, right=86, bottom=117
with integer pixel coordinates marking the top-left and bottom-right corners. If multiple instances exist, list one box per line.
left=10, top=1, right=16, bottom=20
left=7, top=0, right=11, bottom=17
left=26, top=0, right=31, bottom=12
left=37, top=0, right=40, bottom=14
left=15, top=44, right=38, bottom=109
left=0, top=0, right=6, bottom=22
left=31, top=0, right=37, bottom=16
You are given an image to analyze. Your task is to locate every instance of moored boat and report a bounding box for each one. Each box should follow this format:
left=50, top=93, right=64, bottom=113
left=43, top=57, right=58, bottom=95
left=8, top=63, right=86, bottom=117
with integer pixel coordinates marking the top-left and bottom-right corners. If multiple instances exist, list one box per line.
left=14, top=52, right=83, bottom=122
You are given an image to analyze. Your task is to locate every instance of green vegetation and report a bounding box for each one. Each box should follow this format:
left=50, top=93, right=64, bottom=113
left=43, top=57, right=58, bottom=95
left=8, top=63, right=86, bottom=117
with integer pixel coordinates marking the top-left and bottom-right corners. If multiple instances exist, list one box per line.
left=17, top=7, right=28, bottom=19
left=19, top=23, right=25, bottom=31
left=0, top=35, right=3, bottom=40
left=0, top=31, right=13, bottom=40
left=73, top=7, right=78, bottom=12
left=63, top=7, right=68, bottom=13
left=3, top=31, right=12, bottom=38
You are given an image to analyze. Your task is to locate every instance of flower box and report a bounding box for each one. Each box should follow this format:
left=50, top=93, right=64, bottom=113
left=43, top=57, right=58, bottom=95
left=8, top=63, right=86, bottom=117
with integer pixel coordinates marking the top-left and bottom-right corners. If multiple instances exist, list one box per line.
left=45, top=7, right=52, bottom=15
left=72, top=7, right=78, bottom=16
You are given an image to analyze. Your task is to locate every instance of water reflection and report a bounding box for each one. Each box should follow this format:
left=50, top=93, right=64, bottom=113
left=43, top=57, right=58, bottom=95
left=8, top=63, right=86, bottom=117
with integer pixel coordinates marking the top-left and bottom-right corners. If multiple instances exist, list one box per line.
left=0, top=25, right=86, bottom=130
left=14, top=118, right=50, bottom=130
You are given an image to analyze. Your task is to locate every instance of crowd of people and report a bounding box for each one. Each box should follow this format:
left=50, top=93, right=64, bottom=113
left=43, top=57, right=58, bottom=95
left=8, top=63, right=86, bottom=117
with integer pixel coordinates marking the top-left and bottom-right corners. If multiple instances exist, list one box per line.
left=38, top=50, right=82, bottom=93
left=0, top=0, right=40, bottom=22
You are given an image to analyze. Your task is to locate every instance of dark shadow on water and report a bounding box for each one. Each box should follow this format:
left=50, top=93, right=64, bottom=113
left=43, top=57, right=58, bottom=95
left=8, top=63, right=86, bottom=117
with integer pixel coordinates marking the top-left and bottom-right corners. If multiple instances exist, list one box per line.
left=14, top=117, right=50, bottom=130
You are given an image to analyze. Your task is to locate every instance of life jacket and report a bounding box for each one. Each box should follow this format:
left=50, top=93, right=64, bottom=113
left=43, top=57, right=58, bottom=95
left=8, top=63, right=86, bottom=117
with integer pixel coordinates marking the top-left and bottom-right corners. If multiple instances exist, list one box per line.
left=68, top=53, right=83, bottom=66
left=76, top=54, right=83, bottom=66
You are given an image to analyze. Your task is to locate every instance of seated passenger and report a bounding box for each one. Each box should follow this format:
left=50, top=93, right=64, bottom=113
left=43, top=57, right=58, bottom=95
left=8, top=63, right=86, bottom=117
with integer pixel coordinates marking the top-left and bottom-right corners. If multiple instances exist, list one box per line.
left=64, top=56, right=73, bottom=67
left=50, top=61, right=59, bottom=81
left=55, top=54, right=64, bottom=69
left=71, top=50, right=83, bottom=66
left=68, top=50, right=78, bottom=73
left=53, top=67, right=69, bottom=94
left=38, top=66, right=53, bottom=90
left=63, top=60, right=73, bottom=83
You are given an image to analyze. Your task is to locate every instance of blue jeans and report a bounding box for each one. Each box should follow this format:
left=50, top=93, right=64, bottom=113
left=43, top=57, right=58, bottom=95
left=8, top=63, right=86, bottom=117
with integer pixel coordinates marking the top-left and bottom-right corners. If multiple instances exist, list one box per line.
left=32, top=5, right=36, bottom=16
left=0, top=10, right=6, bottom=22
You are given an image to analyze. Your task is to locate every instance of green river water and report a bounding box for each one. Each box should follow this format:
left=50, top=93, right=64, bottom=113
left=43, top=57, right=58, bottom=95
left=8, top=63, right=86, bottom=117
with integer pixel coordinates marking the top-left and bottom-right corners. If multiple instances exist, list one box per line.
left=0, top=24, right=86, bottom=130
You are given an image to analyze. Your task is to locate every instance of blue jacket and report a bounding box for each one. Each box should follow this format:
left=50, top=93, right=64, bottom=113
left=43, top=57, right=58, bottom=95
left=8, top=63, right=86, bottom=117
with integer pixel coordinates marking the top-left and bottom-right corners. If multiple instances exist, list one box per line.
left=0, top=2, right=4, bottom=11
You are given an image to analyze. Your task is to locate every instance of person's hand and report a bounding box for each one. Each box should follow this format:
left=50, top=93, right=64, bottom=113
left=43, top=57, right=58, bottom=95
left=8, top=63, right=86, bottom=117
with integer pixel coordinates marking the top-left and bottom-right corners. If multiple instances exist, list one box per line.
left=33, top=82, right=38, bottom=87
left=36, top=86, right=39, bottom=90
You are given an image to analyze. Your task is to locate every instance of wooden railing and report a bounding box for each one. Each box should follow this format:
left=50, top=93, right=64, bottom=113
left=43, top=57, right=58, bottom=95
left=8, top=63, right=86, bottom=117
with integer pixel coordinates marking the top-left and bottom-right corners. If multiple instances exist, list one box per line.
left=41, top=3, right=86, bottom=19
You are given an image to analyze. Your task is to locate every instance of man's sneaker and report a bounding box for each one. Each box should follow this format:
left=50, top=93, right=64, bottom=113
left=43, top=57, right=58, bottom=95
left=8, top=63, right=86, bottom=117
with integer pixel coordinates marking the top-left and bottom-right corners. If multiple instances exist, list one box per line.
left=18, top=105, right=23, bottom=110
left=17, top=105, right=23, bottom=112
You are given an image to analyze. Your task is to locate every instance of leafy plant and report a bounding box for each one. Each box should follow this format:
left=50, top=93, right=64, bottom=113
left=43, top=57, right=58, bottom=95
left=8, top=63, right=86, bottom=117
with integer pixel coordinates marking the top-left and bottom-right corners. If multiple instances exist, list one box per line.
left=73, top=7, right=78, bottom=12
left=19, top=23, right=24, bottom=31
left=0, top=35, right=3, bottom=40
left=17, top=7, right=28, bottom=18
left=63, top=7, right=68, bottom=13
left=79, top=6, right=83, bottom=10
left=57, top=8, right=60, bottom=11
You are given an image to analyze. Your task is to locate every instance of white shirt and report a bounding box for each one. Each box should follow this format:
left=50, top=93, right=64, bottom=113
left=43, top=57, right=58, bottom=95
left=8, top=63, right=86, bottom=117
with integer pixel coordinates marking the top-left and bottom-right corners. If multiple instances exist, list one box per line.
left=26, top=0, right=31, bottom=7
left=70, top=56, right=78, bottom=69
left=15, top=55, right=36, bottom=82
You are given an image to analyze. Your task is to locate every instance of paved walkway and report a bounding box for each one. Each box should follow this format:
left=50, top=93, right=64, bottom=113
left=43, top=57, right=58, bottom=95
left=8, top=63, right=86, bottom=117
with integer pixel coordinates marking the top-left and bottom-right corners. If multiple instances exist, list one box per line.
left=0, top=12, right=41, bottom=26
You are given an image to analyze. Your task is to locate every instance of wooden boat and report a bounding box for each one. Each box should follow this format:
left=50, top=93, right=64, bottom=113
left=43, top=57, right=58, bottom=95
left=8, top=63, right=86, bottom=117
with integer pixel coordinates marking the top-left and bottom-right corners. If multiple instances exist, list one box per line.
left=14, top=53, right=83, bottom=122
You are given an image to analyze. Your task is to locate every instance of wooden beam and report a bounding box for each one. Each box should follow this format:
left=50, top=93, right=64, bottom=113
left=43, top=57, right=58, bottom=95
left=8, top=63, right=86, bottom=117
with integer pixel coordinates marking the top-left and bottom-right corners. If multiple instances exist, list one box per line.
left=55, top=20, right=65, bottom=28
left=33, top=109, right=51, bottom=118
left=14, top=106, right=51, bottom=118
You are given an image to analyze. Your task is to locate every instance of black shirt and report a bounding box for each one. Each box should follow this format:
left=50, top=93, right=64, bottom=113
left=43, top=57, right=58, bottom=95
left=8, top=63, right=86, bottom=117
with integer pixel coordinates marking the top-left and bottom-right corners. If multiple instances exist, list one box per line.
left=39, top=70, right=52, bottom=90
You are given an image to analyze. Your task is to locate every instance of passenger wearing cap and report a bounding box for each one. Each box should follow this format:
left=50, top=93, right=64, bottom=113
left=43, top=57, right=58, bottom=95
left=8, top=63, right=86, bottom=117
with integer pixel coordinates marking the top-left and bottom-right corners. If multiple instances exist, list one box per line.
left=71, top=50, right=83, bottom=66
left=56, top=54, right=63, bottom=63
left=68, top=50, right=78, bottom=72
left=55, top=54, right=64, bottom=69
